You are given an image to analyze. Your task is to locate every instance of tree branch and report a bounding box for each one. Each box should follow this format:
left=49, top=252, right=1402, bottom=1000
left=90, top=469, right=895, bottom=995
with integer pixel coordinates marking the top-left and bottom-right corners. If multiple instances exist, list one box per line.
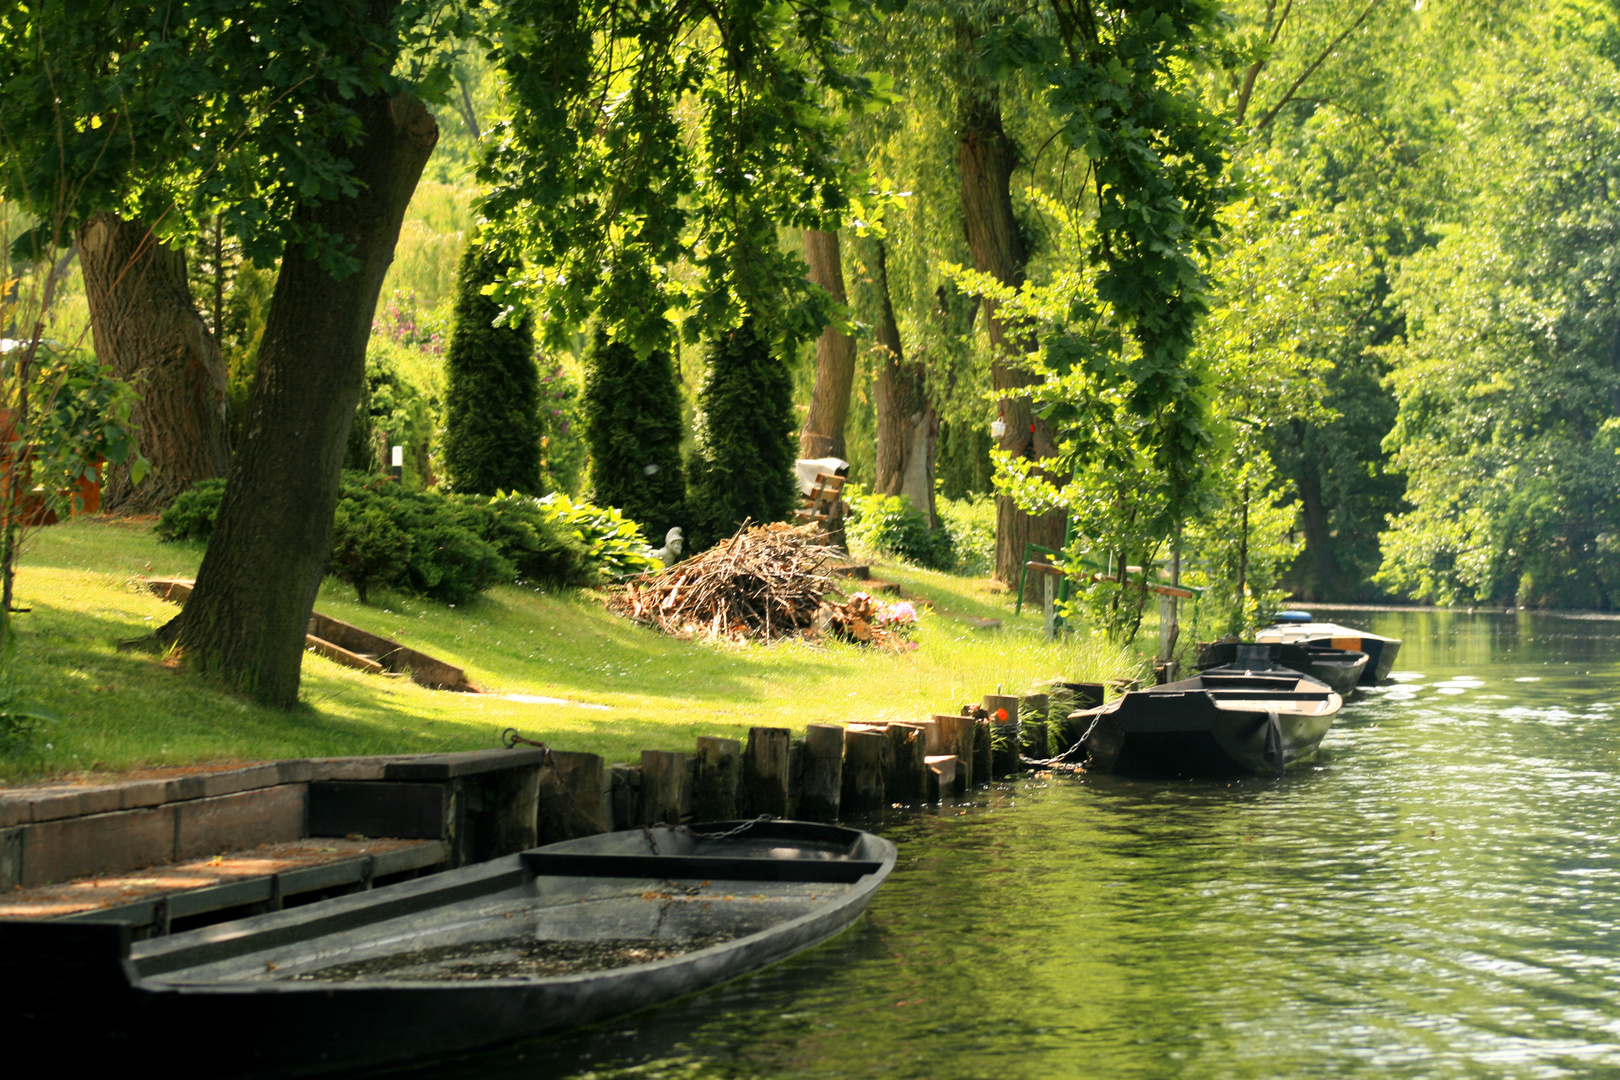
left=1253, top=0, right=1384, bottom=132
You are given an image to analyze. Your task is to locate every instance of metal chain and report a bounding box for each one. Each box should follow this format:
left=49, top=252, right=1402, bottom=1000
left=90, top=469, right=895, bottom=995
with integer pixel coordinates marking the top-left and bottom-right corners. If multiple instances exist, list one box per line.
left=676, top=814, right=774, bottom=840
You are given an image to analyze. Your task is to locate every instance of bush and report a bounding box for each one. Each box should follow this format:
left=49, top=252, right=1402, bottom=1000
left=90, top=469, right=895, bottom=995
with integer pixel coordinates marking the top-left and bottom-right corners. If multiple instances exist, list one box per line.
left=155, top=478, right=226, bottom=542
left=452, top=493, right=595, bottom=587
left=329, top=501, right=413, bottom=604
left=347, top=340, right=440, bottom=487
left=685, top=319, right=798, bottom=549
left=937, top=492, right=997, bottom=577
left=442, top=233, right=543, bottom=495
left=581, top=330, right=687, bottom=542
left=845, top=486, right=954, bottom=570
left=534, top=492, right=663, bottom=578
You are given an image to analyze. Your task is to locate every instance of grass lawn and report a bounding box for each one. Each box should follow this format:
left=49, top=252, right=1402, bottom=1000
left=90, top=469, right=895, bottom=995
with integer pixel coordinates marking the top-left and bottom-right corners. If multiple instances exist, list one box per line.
left=2, top=517, right=1148, bottom=784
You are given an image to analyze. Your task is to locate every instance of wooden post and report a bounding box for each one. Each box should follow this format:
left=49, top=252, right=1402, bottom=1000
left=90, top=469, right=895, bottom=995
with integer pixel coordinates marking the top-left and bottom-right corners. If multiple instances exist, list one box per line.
left=537, top=751, right=609, bottom=843
left=1044, top=572, right=1056, bottom=638
left=925, top=755, right=957, bottom=803
left=691, top=736, right=741, bottom=822
left=741, top=727, right=790, bottom=818
left=931, top=714, right=975, bottom=794
left=984, top=693, right=1021, bottom=777
left=798, top=723, right=845, bottom=822
left=640, top=751, right=685, bottom=827
left=910, top=717, right=942, bottom=755
left=885, top=723, right=928, bottom=805
left=1020, top=694, right=1051, bottom=761
left=609, top=763, right=640, bottom=831
left=974, top=719, right=992, bottom=785
left=841, top=728, right=886, bottom=816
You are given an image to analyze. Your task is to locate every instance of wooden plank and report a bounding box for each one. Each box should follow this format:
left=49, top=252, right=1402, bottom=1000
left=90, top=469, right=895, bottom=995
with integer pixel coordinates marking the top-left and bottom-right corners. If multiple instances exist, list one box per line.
left=740, top=727, right=791, bottom=818
left=691, top=737, right=741, bottom=822
left=797, top=724, right=844, bottom=822
left=305, top=635, right=385, bottom=674
left=840, top=728, right=886, bottom=816
left=609, top=764, right=640, bottom=831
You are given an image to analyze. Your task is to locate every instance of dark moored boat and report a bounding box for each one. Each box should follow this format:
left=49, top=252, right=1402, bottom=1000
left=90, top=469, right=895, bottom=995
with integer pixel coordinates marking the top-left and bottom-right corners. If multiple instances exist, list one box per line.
left=1254, top=611, right=1402, bottom=685
left=1197, top=640, right=1369, bottom=697
left=0, top=820, right=895, bottom=1078
left=1073, top=655, right=1342, bottom=777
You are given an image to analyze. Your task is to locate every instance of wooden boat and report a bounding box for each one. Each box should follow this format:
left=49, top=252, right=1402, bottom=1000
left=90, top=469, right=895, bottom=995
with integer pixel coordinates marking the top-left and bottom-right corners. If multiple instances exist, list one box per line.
left=0, top=819, right=895, bottom=1077
left=1073, top=657, right=1342, bottom=777
left=1255, top=611, right=1402, bottom=684
left=1197, top=640, right=1369, bottom=696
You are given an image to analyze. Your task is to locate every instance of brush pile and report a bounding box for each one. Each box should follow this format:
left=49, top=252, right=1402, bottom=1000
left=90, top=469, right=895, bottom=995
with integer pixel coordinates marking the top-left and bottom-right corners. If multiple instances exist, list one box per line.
left=610, top=522, right=840, bottom=641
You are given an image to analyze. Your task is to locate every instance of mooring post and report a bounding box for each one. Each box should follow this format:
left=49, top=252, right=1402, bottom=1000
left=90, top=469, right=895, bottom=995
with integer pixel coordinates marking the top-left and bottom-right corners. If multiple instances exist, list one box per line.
left=885, top=723, right=929, bottom=805
left=1020, top=694, right=1051, bottom=761
left=537, top=750, right=610, bottom=843
left=740, top=726, right=790, bottom=818
left=974, top=719, right=992, bottom=784
left=609, top=763, right=640, bottom=830
left=931, top=714, right=975, bottom=794
left=798, top=723, right=845, bottom=822
left=691, top=736, right=741, bottom=822
left=841, top=728, right=886, bottom=816
left=983, top=693, right=1021, bottom=777
left=924, top=755, right=956, bottom=803
left=639, top=751, right=685, bottom=827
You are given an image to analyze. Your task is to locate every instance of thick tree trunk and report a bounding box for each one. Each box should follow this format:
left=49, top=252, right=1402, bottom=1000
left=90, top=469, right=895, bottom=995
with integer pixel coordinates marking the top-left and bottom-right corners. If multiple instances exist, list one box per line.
left=798, top=229, right=856, bottom=460
left=171, top=94, right=437, bottom=706
left=870, top=238, right=937, bottom=528
left=956, top=49, right=1064, bottom=592
left=1294, top=462, right=1338, bottom=602
left=79, top=214, right=231, bottom=511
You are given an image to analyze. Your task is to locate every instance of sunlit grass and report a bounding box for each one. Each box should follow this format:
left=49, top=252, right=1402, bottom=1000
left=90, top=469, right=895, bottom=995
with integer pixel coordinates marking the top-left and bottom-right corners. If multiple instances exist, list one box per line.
left=4, top=518, right=1147, bottom=782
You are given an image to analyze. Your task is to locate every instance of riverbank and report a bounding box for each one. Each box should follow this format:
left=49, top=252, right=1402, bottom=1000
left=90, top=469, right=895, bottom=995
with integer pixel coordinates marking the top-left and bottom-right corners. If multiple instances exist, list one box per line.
left=2, top=518, right=1140, bottom=783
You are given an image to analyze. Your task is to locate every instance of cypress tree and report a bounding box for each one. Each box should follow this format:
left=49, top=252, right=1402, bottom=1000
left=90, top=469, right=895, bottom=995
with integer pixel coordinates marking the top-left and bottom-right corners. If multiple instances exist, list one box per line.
left=686, top=318, right=799, bottom=548
left=443, top=234, right=542, bottom=495
left=580, top=329, right=687, bottom=541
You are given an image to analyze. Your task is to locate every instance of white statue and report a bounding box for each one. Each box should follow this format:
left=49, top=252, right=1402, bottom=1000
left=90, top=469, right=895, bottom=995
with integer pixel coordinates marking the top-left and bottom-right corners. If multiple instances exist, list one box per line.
left=653, top=526, right=684, bottom=567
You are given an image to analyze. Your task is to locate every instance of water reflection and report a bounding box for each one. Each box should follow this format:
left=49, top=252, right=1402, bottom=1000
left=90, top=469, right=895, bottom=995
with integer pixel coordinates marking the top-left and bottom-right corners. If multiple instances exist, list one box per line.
left=414, top=609, right=1620, bottom=1080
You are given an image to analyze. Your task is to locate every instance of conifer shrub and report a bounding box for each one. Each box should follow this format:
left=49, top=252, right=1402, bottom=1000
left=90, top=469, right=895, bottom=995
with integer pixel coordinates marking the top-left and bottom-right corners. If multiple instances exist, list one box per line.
left=580, top=331, right=687, bottom=541
left=155, top=478, right=227, bottom=542
left=685, top=319, right=798, bottom=549
left=329, top=501, right=413, bottom=604
left=442, top=235, right=542, bottom=495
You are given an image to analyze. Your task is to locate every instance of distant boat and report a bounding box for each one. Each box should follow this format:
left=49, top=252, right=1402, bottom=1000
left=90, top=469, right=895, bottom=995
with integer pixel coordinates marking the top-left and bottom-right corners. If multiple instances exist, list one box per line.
left=1074, top=656, right=1342, bottom=777
left=0, top=820, right=896, bottom=1078
left=1255, top=611, right=1403, bottom=684
left=1197, top=640, right=1370, bottom=697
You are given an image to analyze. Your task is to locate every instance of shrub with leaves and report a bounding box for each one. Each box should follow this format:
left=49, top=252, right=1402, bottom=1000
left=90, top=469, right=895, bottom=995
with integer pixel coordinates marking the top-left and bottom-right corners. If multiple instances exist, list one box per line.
left=329, top=500, right=413, bottom=603
left=846, top=486, right=954, bottom=571
left=155, top=478, right=227, bottom=542
left=346, top=339, right=440, bottom=487
left=581, top=330, right=687, bottom=542
left=453, top=492, right=594, bottom=587
left=534, top=492, right=662, bottom=578
left=937, top=492, right=997, bottom=577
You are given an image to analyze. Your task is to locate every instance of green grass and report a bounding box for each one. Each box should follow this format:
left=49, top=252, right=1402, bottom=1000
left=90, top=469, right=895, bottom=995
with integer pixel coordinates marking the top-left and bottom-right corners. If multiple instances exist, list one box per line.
left=2, top=518, right=1147, bottom=783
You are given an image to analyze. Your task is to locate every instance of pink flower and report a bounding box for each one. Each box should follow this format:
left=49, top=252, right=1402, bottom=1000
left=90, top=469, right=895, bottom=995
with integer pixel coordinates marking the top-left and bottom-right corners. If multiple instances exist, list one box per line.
left=881, top=601, right=917, bottom=624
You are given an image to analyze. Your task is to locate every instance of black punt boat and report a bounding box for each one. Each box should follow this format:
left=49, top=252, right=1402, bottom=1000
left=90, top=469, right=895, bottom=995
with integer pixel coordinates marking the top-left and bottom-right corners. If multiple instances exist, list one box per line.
left=1197, top=640, right=1369, bottom=697
left=1254, top=611, right=1402, bottom=684
left=1073, top=653, right=1342, bottom=777
left=0, top=819, right=895, bottom=1078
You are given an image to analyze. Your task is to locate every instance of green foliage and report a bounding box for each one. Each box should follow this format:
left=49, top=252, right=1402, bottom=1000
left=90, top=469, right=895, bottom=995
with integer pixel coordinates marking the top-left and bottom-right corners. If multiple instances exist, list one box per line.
left=0, top=683, right=55, bottom=755
left=329, top=501, right=413, bottom=605
left=532, top=492, right=663, bottom=579
left=451, top=493, right=592, bottom=588
left=444, top=235, right=542, bottom=496
left=22, top=345, right=148, bottom=510
left=936, top=492, right=998, bottom=578
left=539, top=361, right=586, bottom=496
left=328, top=478, right=512, bottom=606
left=347, top=339, right=440, bottom=488
left=846, top=485, right=954, bottom=571
left=155, top=478, right=227, bottom=543
left=581, top=331, right=687, bottom=541
left=686, top=320, right=799, bottom=549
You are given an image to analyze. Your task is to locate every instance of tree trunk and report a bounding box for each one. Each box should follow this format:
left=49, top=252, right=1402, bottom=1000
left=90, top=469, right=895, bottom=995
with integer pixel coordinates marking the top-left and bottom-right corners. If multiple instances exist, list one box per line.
left=798, top=229, right=856, bottom=461
left=170, top=94, right=438, bottom=707
left=79, top=213, right=231, bottom=511
left=870, top=238, right=937, bottom=528
left=955, top=38, right=1064, bottom=592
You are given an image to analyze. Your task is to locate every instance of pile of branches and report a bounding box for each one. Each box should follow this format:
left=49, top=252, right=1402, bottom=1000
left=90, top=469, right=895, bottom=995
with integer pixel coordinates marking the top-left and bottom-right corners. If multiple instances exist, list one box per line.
left=610, top=521, right=841, bottom=641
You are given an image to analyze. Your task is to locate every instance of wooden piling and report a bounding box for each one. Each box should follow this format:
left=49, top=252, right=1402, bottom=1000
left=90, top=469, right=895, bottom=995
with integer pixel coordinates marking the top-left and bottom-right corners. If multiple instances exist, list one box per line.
left=984, top=693, right=1021, bottom=777
left=691, top=736, right=741, bottom=822
left=1020, top=694, right=1051, bottom=760
left=982, top=694, right=1019, bottom=722
left=885, top=723, right=929, bottom=805
left=974, top=718, right=992, bottom=784
left=798, top=723, right=845, bottom=822
left=925, top=755, right=957, bottom=803
left=841, top=728, right=887, bottom=815
left=609, top=763, right=640, bottom=830
left=741, top=727, right=791, bottom=818
left=537, top=751, right=609, bottom=843
left=931, top=714, right=975, bottom=794
left=640, top=751, right=685, bottom=827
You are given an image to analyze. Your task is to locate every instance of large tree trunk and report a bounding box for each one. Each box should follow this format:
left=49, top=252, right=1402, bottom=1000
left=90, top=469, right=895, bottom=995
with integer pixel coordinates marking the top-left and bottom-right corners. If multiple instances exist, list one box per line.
left=956, top=43, right=1064, bottom=592
left=798, top=229, right=856, bottom=460
left=79, top=214, right=231, bottom=511
left=170, top=94, right=437, bottom=707
left=870, top=238, right=937, bottom=528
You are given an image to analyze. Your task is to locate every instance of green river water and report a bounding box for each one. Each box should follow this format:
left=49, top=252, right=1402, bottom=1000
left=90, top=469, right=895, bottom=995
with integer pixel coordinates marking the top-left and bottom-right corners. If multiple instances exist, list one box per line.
left=433, top=608, right=1620, bottom=1079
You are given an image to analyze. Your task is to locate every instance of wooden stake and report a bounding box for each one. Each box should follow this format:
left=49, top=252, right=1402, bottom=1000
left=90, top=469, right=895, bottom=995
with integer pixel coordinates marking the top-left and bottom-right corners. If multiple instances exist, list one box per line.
left=1020, top=694, right=1051, bottom=760
left=798, top=723, right=844, bottom=822
left=609, top=763, right=640, bottom=831
left=931, top=714, right=975, bottom=793
left=841, top=728, right=886, bottom=815
left=885, top=723, right=929, bottom=805
left=925, top=755, right=957, bottom=803
left=984, top=693, right=1021, bottom=776
left=640, top=751, right=685, bottom=827
left=537, top=750, right=609, bottom=843
left=974, top=718, right=992, bottom=785
left=741, top=727, right=791, bottom=818
left=691, top=736, right=741, bottom=822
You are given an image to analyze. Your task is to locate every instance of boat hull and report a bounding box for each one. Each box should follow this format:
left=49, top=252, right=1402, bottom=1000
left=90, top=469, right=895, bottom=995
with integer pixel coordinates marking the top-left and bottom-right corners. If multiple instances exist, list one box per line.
left=1077, top=673, right=1341, bottom=777
left=1, top=821, right=895, bottom=1078
left=1198, top=641, right=1369, bottom=697
left=1254, top=622, right=1401, bottom=684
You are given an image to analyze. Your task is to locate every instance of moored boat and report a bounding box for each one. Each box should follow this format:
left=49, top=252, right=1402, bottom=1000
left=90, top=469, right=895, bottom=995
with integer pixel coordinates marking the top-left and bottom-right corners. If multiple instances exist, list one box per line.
left=1073, top=652, right=1342, bottom=777
left=1255, top=611, right=1402, bottom=684
left=1197, top=639, right=1369, bottom=697
left=0, top=819, right=895, bottom=1077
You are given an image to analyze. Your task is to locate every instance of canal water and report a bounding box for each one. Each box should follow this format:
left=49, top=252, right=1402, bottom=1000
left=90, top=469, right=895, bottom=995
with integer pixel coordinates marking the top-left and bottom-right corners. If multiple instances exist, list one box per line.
left=427, top=608, right=1620, bottom=1079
